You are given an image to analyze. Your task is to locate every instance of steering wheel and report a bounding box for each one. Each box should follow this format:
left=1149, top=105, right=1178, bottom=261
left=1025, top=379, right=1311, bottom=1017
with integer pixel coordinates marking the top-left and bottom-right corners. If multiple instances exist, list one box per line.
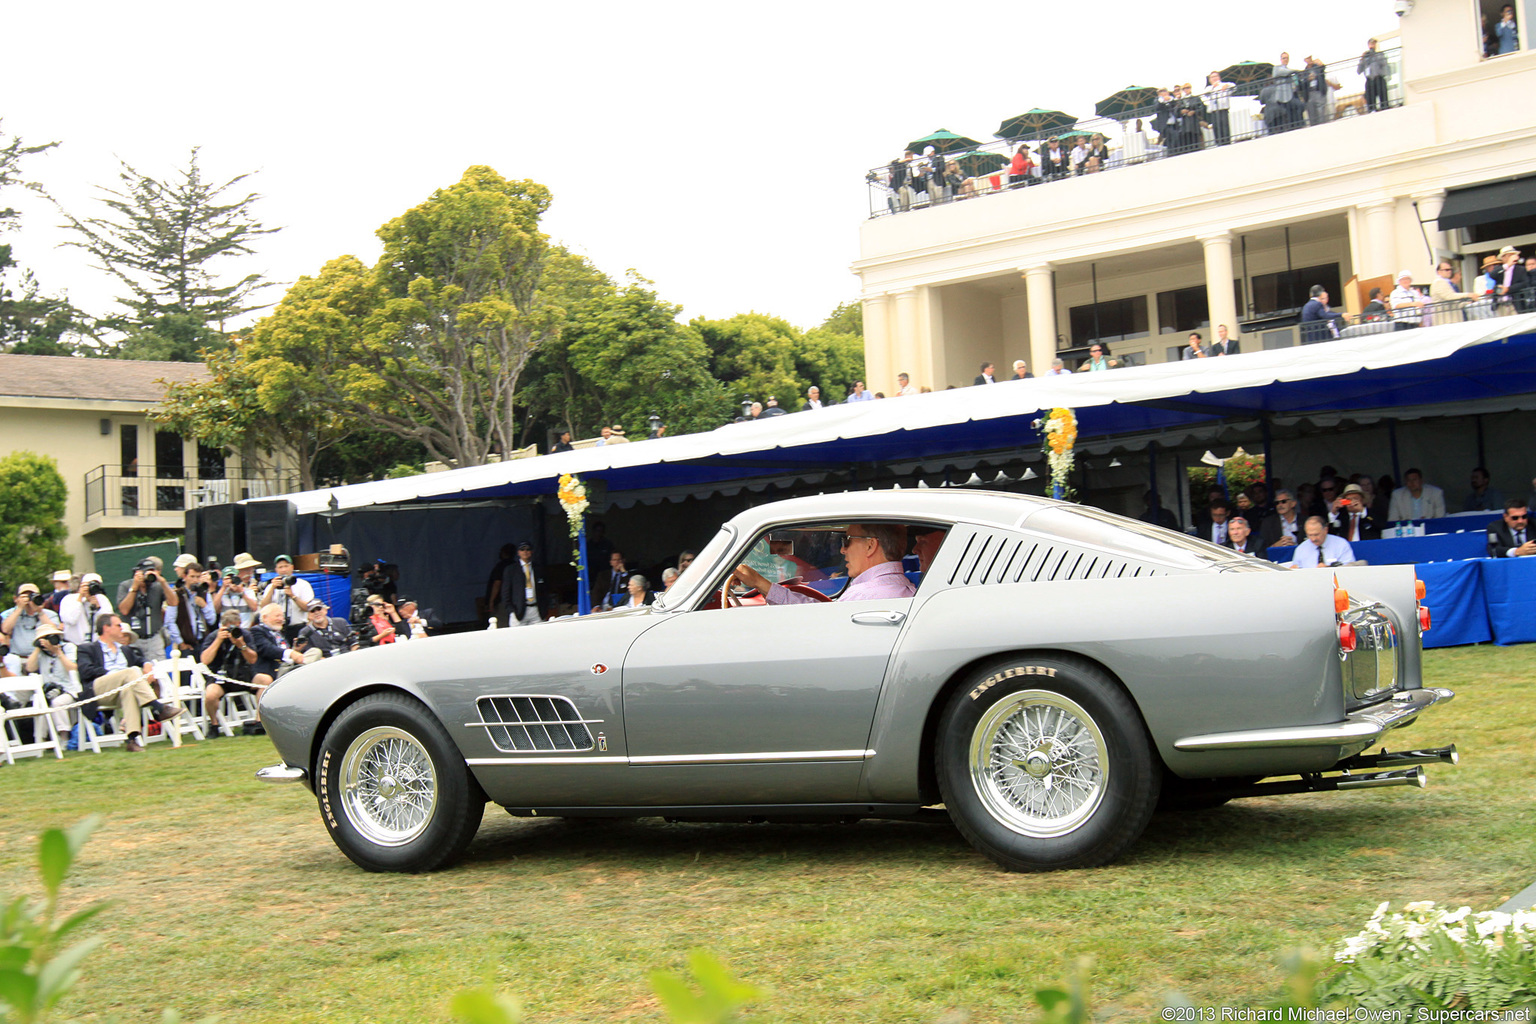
left=720, top=574, right=754, bottom=608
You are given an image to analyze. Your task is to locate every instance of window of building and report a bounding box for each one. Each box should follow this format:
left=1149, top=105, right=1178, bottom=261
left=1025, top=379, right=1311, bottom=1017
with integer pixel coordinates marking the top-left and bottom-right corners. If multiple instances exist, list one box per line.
left=1250, top=264, right=1341, bottom=316
left=198, top=443, right=226, bottom=480
left=120, top=424, right=138, bottom=476
left=1066, top=296, right=1149, bottom=348
left=155, top=430, right=185, bottom=478
left=1156, top=286, right=1208, bottom=334
left=1479, top=1, right=1527, bottom=57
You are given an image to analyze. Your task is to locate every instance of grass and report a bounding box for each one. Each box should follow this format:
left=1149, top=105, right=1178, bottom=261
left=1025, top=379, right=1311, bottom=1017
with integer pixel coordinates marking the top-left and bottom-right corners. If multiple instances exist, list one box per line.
left=1, top=644, right=1532, bottom=1023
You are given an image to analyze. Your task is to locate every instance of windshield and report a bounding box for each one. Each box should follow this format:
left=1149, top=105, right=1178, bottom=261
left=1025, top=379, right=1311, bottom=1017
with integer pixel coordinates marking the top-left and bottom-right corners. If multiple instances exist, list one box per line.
left=654, top=527, right=736, bottom=610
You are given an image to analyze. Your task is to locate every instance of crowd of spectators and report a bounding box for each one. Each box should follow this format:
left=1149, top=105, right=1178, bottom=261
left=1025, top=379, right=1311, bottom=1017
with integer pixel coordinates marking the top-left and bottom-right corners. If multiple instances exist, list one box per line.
left=875, top=41, right=1395, bottom=216
left=0, top=550, right=417, bottom=757
left=1156, top=463, right=1536, bottom=568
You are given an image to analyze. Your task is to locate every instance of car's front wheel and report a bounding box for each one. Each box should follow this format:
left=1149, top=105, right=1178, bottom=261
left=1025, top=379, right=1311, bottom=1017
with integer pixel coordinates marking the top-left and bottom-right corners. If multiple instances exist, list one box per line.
left=936, top=656, right=1159, bottom=871
left=316, top=691, right=485, bottom=872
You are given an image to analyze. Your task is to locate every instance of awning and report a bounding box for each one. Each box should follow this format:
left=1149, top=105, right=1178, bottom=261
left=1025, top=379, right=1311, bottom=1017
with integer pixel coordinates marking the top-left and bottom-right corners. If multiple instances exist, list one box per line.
left=268, top=314, right=1536, bottom=515
left=1438, top=176, right=1536, bottom=231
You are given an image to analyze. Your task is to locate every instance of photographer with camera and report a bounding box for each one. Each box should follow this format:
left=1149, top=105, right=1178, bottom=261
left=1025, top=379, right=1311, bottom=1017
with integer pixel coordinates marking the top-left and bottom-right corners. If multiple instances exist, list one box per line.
left=259, top=554, right=314, bottom=645
left=215, top=553, right=263, bottom=627
left=116, top=556, right=179, bottom=660
left=41, top=570, right=75, bottom=614
left=168, top=556, right=217, bottom=655
left=59, top=573, right=114, bottom=645
left=295, top=602, right=359, bottom=660
left=360, top=558, right=398, bottom=605
left=199, top=609, right=261, bottom=737
left=2, top=583, right=60, bottom=676
left=23, top=621, right=80, bottom=737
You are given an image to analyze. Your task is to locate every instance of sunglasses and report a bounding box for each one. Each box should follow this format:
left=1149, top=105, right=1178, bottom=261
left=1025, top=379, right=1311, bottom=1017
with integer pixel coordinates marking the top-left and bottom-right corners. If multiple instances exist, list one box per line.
left=1511, top=514, right=1529, bottom=521
left=839, top=533, right=875, bottom=548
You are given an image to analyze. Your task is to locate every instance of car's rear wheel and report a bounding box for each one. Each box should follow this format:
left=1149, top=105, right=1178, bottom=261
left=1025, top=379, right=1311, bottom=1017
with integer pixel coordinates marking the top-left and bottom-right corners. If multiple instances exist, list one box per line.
left=316, top=691, right=485, bottom=872
left=936, top=656, right=1159, bottom=871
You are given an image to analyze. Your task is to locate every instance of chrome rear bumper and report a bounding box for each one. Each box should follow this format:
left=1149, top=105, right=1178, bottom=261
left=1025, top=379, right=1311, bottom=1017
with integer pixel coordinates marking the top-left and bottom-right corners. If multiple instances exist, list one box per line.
left=256, top=763, right=308, bottom=784
left=1173, top=687, right=1454, bottom=753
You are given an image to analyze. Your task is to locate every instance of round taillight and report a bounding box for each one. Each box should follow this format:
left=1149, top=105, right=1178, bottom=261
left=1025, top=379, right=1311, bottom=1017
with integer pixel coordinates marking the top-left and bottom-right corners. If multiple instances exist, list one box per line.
left=1338, top=621, right=1357, bottom=652
left=1419, top=606, right=1431, bottom=633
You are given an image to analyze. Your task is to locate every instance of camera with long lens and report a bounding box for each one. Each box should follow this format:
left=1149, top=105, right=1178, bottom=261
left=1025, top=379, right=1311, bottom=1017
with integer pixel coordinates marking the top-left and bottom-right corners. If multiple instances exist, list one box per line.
left=135, top=559, right=159, bottom=585
left=87, top=581, right=105, bottom=597
left=193, top=581, right=211, bottom=596
left=280, top=574, right=298, bottom=587
left=32, top=636, right=56, bottom=654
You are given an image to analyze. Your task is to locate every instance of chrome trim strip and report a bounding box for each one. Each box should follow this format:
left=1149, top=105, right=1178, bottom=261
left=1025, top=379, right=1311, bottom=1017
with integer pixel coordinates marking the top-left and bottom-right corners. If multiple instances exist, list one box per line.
left=1173, top=687, right=1454, bottom=752
left=465, top=749, right=878, bottom=767
left=256, top=763, right=308, bottom=784
left=467, top=756, right=630, bottom=766
left=464, top=719, right=606, bottom=728
left=628, top=749, right=876, bottom=765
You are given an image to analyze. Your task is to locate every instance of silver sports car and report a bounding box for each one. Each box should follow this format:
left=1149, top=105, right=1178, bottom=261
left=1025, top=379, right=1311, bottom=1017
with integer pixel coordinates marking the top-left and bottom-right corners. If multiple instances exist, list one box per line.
left=257, top=490, right=1456, bottom=873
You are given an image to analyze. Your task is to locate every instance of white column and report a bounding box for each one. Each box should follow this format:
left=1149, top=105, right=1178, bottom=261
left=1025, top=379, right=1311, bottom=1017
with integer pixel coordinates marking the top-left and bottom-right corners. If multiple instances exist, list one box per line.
left=892, top=288, right=920, bottom=392
left=861, top=293, right=894, bottom=398
left=1359, top=200, right=1399, bottom=282
left=1022, top=265, right=1056, bottom=374
left=1198, top=231, right=1238, bottom=344
left=1412, top=189, right=1449, bottom=262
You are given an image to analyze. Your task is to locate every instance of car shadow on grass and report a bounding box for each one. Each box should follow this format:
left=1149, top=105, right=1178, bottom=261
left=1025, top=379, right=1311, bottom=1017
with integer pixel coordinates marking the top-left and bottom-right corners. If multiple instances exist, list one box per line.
left=442, top=793, right=1457, bottom=873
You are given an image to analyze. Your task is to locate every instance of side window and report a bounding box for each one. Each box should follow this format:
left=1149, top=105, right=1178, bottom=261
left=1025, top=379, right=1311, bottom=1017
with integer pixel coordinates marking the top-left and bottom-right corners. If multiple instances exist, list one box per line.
left=718, top=522, right=950, bottom=607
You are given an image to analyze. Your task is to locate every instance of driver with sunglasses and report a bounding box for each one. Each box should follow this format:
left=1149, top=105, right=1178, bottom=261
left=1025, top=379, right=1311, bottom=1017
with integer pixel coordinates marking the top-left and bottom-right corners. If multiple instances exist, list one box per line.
left=1487, top=499, right=1536, bottom=558
left=729, top=524, right=916, bottom=604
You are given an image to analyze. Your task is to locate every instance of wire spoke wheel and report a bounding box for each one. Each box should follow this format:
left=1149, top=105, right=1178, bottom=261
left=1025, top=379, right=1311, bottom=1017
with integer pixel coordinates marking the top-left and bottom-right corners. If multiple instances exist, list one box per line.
left=969, top=690, right=1108, bottom=838
left=340, top=726, right=440, bottom=847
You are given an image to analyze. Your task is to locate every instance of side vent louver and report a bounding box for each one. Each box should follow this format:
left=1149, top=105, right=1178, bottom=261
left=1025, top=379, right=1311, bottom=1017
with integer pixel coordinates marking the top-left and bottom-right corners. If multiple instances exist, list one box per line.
left=474, top=695, right=599, bottom=753
left=946, top=528, right=1160, bottom=587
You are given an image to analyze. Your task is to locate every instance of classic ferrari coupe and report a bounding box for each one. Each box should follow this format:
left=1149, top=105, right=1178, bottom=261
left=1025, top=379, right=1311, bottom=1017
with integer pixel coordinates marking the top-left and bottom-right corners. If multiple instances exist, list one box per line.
left=257, top=490, right=1456, bottom=873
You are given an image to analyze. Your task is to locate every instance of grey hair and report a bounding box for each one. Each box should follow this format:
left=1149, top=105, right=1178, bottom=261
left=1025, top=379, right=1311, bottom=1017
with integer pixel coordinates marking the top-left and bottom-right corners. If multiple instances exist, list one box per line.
left=629, top=574, right=649, bottom=591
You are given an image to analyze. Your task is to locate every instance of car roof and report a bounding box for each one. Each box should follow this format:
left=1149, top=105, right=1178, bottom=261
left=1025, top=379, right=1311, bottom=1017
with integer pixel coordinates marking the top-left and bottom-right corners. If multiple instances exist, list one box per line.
left=724, top=489, right=1056, bottom=533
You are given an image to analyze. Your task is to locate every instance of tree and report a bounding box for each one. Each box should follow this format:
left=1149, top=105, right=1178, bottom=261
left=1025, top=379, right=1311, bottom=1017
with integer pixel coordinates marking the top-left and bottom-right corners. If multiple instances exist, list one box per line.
left=59, top=147, right=277, bottom=360
left=154, top=255, right=385, bottom=492
left=520, top=252, right=729, bottom=442
left=692, top=313, right=803, bottom=409
left=796, top=325, right=865, bottom=403
left=0, top=452, right=68, bottom=590
left=291, top=166, right=560, bottom=467
left=821, top=300, right=864, bottom=337
left=0, top=121, right=81, bottom=355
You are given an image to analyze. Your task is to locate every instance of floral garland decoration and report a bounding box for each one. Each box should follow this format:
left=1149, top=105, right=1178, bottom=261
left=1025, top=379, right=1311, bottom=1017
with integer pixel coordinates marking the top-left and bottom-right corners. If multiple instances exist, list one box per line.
left=557, top=473, right=589, bottom=566
left=1031, top=407, right=1078, bottom=500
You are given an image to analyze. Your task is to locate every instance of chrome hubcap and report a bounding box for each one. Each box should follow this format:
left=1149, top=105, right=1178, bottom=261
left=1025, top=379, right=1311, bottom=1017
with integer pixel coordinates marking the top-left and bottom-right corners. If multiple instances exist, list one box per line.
left=339, top=726, right=439, bottom=847
left=969, top=690, right=1108, bottom=838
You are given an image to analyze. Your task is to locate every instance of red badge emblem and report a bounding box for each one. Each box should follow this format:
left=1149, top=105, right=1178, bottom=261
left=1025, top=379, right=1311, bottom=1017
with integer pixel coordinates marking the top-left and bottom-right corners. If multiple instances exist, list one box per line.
left=591, top=663, right=608, bottom=675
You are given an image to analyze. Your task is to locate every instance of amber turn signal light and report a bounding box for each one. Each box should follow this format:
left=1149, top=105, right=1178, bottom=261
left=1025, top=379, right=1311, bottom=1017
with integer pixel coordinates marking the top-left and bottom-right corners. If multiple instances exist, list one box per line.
left=1334, top=588, right=1350, bottom=614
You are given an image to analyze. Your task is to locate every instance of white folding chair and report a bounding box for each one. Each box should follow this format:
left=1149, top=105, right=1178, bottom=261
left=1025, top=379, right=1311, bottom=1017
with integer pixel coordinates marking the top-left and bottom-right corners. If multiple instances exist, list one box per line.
left=147, top=655, right=208, bottom=745
left=1, top=675, right=64, bottom=763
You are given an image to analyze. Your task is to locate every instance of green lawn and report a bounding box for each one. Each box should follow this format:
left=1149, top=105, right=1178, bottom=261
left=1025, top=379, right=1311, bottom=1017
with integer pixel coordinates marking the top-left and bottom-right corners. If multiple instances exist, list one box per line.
left=1, top=644, right=1530, bottom=1023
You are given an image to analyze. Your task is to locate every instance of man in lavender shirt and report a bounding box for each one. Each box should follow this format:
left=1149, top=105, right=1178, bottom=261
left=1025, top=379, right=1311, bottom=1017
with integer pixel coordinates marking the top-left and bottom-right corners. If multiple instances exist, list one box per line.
left=730, top=524, right=916, bottom=604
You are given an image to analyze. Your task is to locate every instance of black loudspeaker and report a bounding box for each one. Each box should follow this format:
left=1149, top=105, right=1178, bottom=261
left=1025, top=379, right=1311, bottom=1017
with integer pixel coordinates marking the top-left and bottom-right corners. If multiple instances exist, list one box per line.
left=184, top=509, right=203, bottom=564
left=245, top=500, right=298, bottom=567
left=202, top=503, right=246, bottom=564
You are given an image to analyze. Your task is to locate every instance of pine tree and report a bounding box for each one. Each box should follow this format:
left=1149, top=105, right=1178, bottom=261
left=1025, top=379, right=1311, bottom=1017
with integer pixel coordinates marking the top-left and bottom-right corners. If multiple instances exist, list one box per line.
left=60, top=147, right=278, bottom=360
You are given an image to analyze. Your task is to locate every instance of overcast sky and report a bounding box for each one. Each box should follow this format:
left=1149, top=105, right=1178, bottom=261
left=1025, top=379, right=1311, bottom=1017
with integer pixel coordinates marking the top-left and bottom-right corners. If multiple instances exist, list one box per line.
left=4, top=2, right=1395, bottom=334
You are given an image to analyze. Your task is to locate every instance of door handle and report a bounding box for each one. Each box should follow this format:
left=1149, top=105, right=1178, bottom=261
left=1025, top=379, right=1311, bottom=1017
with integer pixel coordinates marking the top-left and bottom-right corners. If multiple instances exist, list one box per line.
left=851, top=611, right=905, bottom=626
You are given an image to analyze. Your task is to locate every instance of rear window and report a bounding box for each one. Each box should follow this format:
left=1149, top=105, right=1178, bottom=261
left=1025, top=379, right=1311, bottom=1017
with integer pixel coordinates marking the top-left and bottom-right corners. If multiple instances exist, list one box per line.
left=1023, top=505, right=1257, bottom=571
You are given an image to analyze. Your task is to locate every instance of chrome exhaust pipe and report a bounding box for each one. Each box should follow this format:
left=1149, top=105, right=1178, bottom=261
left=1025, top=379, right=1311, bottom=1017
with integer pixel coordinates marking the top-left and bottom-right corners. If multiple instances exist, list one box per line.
left=1334, top=766, right=1426, bottom=790
left=1338, top=744, right=1458, bottom=771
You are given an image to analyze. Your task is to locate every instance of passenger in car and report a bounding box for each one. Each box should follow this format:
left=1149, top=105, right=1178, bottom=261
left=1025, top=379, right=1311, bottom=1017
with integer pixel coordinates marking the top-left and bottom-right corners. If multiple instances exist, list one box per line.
left=732, top=524, right=916, bottom=605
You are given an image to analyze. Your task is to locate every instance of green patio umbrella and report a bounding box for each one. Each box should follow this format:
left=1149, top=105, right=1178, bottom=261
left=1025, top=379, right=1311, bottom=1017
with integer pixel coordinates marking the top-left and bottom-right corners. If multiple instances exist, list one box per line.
left=1218, top=60, right=1275, bottom=98
left=955, top=150, right=1009, bottom=176
left=1094, top=86, right=1159, bottom=119
left=905, top=129, right=981, bottom=155
left=995, top=108, right=1077, bottom=141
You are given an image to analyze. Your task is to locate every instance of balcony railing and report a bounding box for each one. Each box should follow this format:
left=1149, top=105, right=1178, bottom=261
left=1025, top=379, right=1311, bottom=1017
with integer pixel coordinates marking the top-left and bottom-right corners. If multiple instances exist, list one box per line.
left=84, top=465, right=301, bottom=521
left=867, top=48, right=1402, bottom=218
